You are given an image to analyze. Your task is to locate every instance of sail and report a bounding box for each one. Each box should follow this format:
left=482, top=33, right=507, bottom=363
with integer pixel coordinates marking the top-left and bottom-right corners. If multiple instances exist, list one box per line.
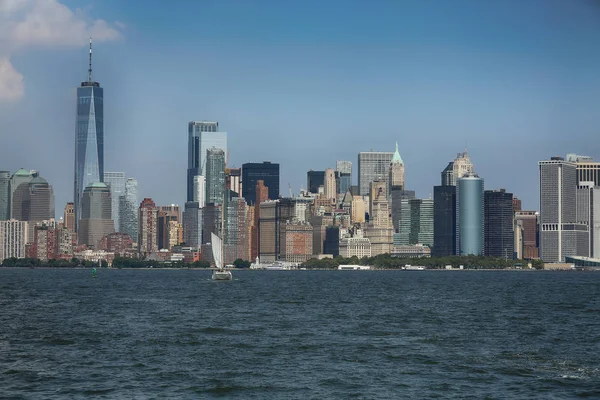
left=211, top=232, right=223, bottom=269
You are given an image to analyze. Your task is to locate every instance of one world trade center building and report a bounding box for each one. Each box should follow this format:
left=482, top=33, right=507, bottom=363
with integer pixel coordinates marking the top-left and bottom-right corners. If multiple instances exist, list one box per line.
left=74, top=39, right=104, bottom=231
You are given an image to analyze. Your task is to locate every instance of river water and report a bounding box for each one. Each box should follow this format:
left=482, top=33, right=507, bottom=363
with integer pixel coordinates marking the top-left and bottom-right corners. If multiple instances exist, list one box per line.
left=1, top=269, right=599, bottom=399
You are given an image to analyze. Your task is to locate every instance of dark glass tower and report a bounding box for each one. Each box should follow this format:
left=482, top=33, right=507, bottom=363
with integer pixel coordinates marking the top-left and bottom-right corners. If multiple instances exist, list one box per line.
left=306, top=170, right=325, bottom=194
left=74, top=39, right=104, bottom=231
left=484, top=189, right=514, bottom=258
left=242, top=162, right=280, bottom=205
left=433, top=185, right=456, bottom=256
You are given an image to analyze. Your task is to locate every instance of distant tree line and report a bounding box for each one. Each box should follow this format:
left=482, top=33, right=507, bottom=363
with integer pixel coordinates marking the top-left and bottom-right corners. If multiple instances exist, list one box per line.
left=1, top=257, right=108, bottom=268
left=301, top=254, right=544, bottom=270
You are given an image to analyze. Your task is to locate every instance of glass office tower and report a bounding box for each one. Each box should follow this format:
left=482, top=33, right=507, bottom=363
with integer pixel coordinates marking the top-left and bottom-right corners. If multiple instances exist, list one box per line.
left=74, top=41, right=103, bottom=231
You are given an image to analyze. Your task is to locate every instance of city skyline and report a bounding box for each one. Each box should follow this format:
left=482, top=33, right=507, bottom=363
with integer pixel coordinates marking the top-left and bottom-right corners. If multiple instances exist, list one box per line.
left=1, top=1, right=600, bottom=214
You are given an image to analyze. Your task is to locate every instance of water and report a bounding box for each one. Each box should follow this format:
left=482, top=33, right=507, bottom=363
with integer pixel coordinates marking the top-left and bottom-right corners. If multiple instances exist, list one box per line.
left=1, top=269, right=600, bottom=399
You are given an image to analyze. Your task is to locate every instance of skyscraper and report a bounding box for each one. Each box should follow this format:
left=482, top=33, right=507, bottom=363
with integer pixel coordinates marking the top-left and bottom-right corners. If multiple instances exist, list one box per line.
left=389, top=142, right=405, bottom=191
left=242, top=162, right=280, bottom=205
left=433, top=185, right=456, bottom=256
left=251, top=180, right=269, bottom=259
left=539, top=157, right=588, bottom=262
left=138, top=198, right=158, bottom=255
left=227, top=167, right=242, bottom=196
left=11, top=176, right=55, bottom=239
left=9, top=169, right=36, bottom=219
left=187, top=121, right=226, bottom=201
left=576, top=182, right=600, bottom=258
left=205, top=148, right=226, bottom=205
left=78, top=182, right=113, bottom=248
left=440, top=151, right=474, bottom=187
left=398, top=198, right=434, bottom=247
left=456, top=174, right=484, bottom=256
left=324, top=168, right=336, bottom=201
left=0, top=171, right=9, bottom=220
left=63, top=202, right=75, bottom=231
left=119, top=178, right=138, bottom=241
left=74, top=40, right=104, bottom=231
left=336, top=161, right=352, bottom=194
left=358, top=150, right=394, bottom=195
left=484, top=189, right=514, bottom=258
left=103, top=172, right=125, bottom=232
left=183, top=201, right=203, bottom=248
left=307, top=170, right=325, bottom=194
left=0, top=220, right=29, bottom=260
left=193, top=175, right=206, bottom=207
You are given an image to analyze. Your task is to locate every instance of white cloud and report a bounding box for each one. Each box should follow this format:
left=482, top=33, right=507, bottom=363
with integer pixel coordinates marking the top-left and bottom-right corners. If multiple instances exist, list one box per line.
left=0, top=57, right=24, bottom=101
left=0, top=0, right=122, bottom=102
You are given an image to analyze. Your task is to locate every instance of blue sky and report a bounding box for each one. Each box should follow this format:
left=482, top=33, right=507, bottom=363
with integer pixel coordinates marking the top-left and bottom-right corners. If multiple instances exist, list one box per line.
left=1, top=0, right=600, bottom=214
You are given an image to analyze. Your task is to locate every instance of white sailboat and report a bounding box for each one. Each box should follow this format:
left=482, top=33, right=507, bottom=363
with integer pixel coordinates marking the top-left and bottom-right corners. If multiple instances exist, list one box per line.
left=211, top=224, right=232, bottom=280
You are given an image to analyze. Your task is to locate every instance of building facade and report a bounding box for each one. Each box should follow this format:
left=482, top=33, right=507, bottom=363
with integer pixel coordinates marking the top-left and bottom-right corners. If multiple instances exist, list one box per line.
left=539, top=158, right=589, bottom=262
left=119, top=178, right=138, bottom=240
left=358, top=151, right=394, bottom=195
left=242, top=162, right=280, bottom=204
left=307, top=170, right=325, bottom=194
left=0, top=220, right=29, bottom=260
left=398, top=198, right=434, bottom=247
left=78, top=182, right=114, bottom=248
left=138, top=198, right=158, bottom=256
left=433, top=185, right=456, bottom=256
left=283, top=221, right=313, bottom=263
left=63, top=202, right=75, bottom=232
left=484, top=189, right=514, bottom=258
left=389, top=142, right=405, bottom=191
left=0, top=171, right=9, bottom=220
left=324, top=168, right=337, bottom=201
left=183, top=201, right=203, bottom=249
left=205, top=148, right=226, bottom=205
left=456, top=174, right=484, bottom=256
left=103, top=172, right=125, bottom=232
left=336, top=161, right=352, bottom=194
left=576, top=182, right=600, bottom=258
left=74, top=44, right=104, bottom=231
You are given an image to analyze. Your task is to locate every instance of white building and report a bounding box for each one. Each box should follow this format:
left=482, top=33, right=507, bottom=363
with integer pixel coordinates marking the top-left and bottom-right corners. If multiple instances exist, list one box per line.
left=339, top=236, right=372, bottom=258
left=193, top=175, right=206, bottom=208
left=0, top=220, right=29, bottom=260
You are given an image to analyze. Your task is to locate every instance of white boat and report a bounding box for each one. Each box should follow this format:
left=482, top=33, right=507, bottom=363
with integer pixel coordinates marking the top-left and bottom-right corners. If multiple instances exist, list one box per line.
left=403, top=264, right=426, bottom=270
left=211, top=232, right=232, bottom=281
left=338, top=265, right=371, bottom=270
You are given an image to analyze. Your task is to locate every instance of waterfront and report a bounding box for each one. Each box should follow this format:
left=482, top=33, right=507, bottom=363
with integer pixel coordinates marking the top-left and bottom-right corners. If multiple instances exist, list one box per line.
left=1, top=269, right=599, bottom=398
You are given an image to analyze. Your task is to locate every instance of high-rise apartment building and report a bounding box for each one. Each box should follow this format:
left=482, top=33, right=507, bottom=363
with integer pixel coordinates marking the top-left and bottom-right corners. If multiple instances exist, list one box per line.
left=138, top=198, right=158, bottom=256
left=205, top=148, right=226, bottom=205
left=187, top=121, right=226, bottom=201
left=242, top=162, right=279, bottom=205
left=456, top=174, right=484, bottom=256
left=78, top=182, right=114, bottom=248
left=193, top=175, right=206, bottom=207
left=258, top=199, right=296, bottom=261
left=539, top=158, right=589, bottom=262
left=358, top=151, right=394, bottom=195
left=324, top=169, right=336, bottom=201
left=183, top=201, right=203, bottom=248
left=63, top=202, right=75, bottom=232
left=227, top=168, right=242, bottom=196
left=103, top=172, right=125, bottom=232
left=0, top=220, right=29, bottom=260
left=158, top=205, right=181, bottom=250
left=74, top=40, right=104, bottom=231
left=34, top=226, right=58, bottom=262
left=336, top=161, right=352, bottom=194
left=364, top=188, right=393, bottom=256
left=119, top=178, right=138, bottom=241
left=225, top=197, right=248, bottom=262
left=484, top=189, right=514, bottom=258
left=0, top=171, right=9, bottom=220
left=398, top=198, right=434, bottom=247
left=251, top=180, right=269, bottom=259
left=307, top=170, right=325, bottom=194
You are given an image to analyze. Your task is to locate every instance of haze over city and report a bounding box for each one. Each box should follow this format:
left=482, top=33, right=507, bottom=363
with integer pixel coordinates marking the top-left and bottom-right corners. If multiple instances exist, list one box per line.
left=1, top=0, right=600, bottom=213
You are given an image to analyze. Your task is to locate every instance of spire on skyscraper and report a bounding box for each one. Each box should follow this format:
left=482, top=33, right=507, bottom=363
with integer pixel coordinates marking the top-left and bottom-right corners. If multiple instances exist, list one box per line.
left=88, top=37, right=93, bottom=83
left=391, top=141, right=403, bottom=164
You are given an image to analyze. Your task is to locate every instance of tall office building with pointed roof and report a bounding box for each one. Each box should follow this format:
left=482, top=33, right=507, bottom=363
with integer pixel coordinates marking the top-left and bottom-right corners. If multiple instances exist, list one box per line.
left=389, top=142, right=405, bottom=191
left=74, top=39, right=104, bottom=231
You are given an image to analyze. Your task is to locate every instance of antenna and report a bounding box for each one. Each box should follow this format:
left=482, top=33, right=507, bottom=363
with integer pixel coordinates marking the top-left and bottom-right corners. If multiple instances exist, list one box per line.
left=88, top=37, right=93, bottom=82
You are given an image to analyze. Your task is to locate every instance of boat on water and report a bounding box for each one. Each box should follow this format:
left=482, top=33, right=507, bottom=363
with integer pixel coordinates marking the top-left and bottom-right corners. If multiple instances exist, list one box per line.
left=211, top=232, right=232, bottom=281
left=403, top=264, right=426, bottom=270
